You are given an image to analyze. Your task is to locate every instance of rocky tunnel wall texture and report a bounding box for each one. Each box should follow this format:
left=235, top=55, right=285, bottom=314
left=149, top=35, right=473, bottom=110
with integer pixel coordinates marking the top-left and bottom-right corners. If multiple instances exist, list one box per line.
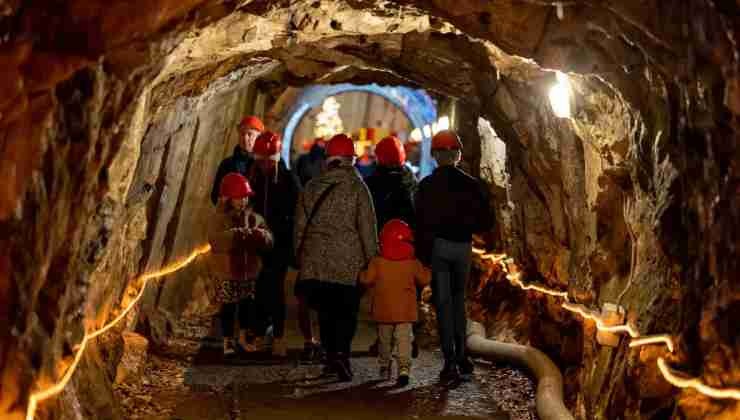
left=1, top=1, right=738, bottom=419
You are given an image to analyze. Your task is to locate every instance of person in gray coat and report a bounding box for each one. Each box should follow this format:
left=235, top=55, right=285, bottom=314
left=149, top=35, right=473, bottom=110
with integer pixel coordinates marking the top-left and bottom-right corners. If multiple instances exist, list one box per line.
left=294, top=133, right=378, bottom=381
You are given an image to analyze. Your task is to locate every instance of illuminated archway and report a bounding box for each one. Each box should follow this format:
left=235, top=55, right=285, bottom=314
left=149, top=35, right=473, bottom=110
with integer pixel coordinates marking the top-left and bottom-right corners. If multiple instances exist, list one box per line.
left=281, top=84, right=438, bottom=177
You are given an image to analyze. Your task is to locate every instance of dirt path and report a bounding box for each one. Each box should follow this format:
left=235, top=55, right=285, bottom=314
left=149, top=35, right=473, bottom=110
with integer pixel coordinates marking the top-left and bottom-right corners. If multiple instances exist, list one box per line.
left=114, top=316, right=538, bottom=420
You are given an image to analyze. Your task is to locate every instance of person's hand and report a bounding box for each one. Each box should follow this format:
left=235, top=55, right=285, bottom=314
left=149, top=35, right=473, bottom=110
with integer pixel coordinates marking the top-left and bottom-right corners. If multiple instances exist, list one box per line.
left=238, top=227, right=256, bottom=237
left=250, top=229, right=263, bottom=239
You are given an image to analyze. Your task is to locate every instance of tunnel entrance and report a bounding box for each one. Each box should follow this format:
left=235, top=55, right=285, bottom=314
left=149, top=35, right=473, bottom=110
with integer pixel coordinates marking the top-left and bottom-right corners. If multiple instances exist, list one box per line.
left=274, top=83, right=442, bottom=178
left=290, top=91, right=417, bottom=172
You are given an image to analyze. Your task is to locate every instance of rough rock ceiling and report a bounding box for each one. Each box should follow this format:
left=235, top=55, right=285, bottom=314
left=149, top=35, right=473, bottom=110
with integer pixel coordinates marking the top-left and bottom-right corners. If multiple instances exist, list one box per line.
left=0, top=1, right=738, bottom=420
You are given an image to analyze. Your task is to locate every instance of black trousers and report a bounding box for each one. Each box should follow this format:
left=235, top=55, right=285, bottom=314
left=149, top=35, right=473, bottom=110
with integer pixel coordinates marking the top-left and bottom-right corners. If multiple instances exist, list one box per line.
left=256, top=262, right=288, bottom=338
left=309, top=281, right=360, bottom=356
left=220, top=297, right=257, bottom=338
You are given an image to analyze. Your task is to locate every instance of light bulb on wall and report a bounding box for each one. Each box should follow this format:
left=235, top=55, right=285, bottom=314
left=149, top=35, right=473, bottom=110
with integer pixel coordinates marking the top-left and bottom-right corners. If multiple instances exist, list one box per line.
left=549, top=71, right=572, bottom=118
left=438, top=115, right=450, bottom=131
left=410, top=128, right=422, bottom=142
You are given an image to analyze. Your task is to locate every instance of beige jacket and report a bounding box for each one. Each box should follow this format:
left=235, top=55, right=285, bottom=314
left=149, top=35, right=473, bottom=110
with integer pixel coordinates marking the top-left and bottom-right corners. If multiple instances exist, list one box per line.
left=294, top=165, right=378, bottom=286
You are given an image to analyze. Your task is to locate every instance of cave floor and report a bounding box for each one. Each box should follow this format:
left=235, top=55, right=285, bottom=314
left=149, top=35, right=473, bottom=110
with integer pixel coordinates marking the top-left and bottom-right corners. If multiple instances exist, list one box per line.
left=114, top=311, right=538, bottom=420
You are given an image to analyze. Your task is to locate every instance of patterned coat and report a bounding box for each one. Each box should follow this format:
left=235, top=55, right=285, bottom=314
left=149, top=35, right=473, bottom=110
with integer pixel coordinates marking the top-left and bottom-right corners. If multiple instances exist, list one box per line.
left=207, top=205, right=273, bottom=303
left=294, top=165, right=378, bottom=286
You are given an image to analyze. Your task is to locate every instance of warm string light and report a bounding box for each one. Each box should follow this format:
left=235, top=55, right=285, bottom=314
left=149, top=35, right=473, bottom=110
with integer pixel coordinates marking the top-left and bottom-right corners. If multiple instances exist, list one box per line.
left=658, top=358, right=740, bottom=400
left=560, top=302, right=640, bottom=338
left=471, top=246, right=740, bottom=401
left=25, top=244, right=212, bottom=420
left=630, top=335, right=676, bottom=354
left=506, top=272, right=570, bottom=299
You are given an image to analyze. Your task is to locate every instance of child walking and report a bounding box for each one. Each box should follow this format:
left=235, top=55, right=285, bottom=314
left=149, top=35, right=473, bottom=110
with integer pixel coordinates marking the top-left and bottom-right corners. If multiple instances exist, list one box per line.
left=360, top=219, right=431, bottom=386
left=209, top=172, right=274, bottom=356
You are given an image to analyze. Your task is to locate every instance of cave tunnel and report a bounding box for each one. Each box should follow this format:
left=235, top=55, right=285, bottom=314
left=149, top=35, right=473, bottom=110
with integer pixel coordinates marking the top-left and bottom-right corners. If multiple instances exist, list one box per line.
left=1, top=1, right=739, bottom=420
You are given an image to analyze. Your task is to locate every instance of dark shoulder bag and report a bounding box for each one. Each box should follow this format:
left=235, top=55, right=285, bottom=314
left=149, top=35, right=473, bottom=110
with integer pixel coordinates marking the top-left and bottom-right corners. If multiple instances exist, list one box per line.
left=294, top=183, right=339, bottom=269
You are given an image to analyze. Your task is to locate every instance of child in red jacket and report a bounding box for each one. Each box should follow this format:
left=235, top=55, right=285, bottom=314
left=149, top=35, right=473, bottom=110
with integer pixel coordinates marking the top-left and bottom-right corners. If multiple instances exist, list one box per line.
left=360, top=219, right=431, bottom=386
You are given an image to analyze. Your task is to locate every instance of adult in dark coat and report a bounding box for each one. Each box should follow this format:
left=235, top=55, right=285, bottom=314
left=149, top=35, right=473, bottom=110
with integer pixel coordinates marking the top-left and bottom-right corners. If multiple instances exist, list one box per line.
left=295, top=138, right=326, bottom=188
left=248, top=131, right=299, bottom=357
left=365, top=136, right=418, bottom=229
left=416, top=130, right=493, bottom=382
left=210, top=116, right=264, bottom=205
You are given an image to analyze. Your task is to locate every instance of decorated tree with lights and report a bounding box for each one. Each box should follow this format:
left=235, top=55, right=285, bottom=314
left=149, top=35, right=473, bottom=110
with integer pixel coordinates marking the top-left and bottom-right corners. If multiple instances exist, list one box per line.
left=314, top=96, right=344, bottom=139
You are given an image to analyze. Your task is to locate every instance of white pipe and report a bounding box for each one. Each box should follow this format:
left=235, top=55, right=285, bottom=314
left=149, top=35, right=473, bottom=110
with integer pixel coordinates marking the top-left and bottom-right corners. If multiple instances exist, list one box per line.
left=466, top=321, right=575, bottom=420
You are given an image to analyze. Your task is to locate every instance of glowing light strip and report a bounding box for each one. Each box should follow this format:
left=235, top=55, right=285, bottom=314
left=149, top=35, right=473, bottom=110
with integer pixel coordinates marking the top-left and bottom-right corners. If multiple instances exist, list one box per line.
left=658, top=358, right=740, bottom=400
left=561, top=302, right=640, bottom=337
left=25, top=244, right=212, bottom=420
left=474, top=247, right=570, bottom=299
left=471, top=246, right=740, bottom=401
left=630, top=335, right=676, bottom=353
left=479, top=253, right=508, bottom=263
left=506, top=272, right=570, bottom=299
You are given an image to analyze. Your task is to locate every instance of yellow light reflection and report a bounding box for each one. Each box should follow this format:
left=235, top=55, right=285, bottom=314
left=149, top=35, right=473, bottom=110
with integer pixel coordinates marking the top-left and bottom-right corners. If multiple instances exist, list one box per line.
left=658, top=358, right=740, bottom=400
left=561, top=302, right=640, bottom=338
left=506, top=272, right=570, bottom=299
left=630, top=335, right=676, bottom=353
left=471, top=245, right=740, bottom=401
left=25, top=244, right=212, bottom=420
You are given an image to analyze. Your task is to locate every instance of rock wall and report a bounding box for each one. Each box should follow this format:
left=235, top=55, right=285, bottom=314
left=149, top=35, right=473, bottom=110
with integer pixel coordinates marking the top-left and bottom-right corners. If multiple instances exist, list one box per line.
left=475, top=64, right=739, bottom=420
left=0, top=1, right=737, bottom=419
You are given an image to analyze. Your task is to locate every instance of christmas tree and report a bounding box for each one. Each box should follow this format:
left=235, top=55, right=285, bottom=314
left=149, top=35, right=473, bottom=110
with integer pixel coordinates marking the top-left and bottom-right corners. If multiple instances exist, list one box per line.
left=314, top=96, right=344, bottom=139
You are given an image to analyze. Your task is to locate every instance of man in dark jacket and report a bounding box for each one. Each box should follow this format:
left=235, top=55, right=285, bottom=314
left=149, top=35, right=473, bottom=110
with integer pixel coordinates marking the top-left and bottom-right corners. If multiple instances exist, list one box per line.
left=415, top=130, right=493, bottom=382
left=248, top=131, right=299, bottom=358
left=210, top=116, right=264, bottom=205
left=295, top=138, right=326, bottom=188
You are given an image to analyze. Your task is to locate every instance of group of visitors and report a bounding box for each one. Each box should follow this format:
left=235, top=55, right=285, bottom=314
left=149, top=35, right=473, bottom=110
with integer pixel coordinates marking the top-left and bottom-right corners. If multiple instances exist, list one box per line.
left=209, top=116, right=297, bottom=357
left=208, top=115, right=492, bottom=387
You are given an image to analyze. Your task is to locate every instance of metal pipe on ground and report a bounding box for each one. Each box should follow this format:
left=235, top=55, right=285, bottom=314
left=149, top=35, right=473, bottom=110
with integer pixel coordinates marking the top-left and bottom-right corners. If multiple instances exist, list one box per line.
left=466, top=320, right=575, bottom=420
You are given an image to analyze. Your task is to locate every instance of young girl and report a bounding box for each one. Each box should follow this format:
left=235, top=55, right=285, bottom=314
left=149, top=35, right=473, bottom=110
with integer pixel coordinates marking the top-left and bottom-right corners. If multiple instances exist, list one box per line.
left=209, top=172, right=274, bottom=356
left=360, top=219, right=431, bottom=386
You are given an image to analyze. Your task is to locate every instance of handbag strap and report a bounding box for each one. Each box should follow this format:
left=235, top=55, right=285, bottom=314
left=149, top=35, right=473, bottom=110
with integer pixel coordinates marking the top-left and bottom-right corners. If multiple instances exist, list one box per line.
left=296, top=183, right=339, bottom=258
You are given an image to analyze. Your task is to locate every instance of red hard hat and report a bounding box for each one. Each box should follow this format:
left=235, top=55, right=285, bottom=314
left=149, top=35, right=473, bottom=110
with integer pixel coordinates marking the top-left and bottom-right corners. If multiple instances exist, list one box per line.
left=431, top=130, right=462, bottom=151
left=326, top=134, right=355, bottom=157
left=239, top=115, right=265, bottom=132
left=375, top=136, right=406, bottom=166
left=219, top=172, right=254, bottom=199
left=380, top=219, right=415, bottom=261
left=253, top=131, right=282, bottom=158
